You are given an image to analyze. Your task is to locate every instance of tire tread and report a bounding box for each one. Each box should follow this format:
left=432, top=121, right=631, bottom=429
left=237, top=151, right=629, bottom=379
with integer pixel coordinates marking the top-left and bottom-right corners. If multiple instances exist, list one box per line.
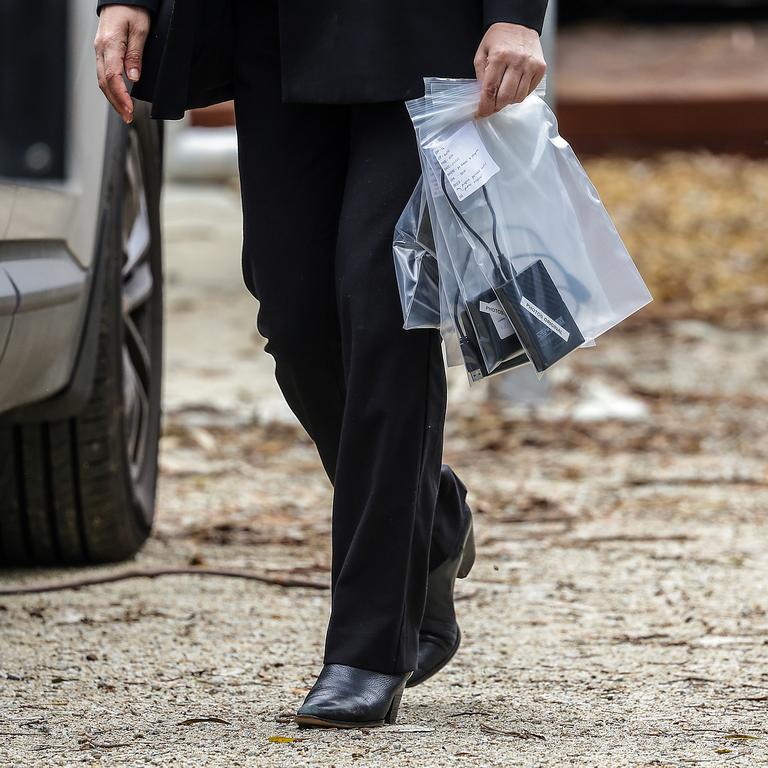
left=0, top=107, right=161, bottom=567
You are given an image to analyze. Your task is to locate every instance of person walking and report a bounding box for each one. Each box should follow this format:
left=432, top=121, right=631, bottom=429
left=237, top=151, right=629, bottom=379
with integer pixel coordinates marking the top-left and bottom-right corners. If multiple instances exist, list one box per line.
left=94, top=0, right=547, bottom=729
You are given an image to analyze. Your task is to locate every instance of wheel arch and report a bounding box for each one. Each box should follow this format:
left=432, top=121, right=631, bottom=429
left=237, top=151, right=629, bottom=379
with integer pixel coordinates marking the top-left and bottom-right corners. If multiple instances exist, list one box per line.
left=1, top=106, right=162, bottom=424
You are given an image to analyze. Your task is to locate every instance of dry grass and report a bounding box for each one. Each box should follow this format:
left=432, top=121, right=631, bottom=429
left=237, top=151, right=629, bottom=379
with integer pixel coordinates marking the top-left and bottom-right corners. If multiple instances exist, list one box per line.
left=585, top=152, right=768, bottom=326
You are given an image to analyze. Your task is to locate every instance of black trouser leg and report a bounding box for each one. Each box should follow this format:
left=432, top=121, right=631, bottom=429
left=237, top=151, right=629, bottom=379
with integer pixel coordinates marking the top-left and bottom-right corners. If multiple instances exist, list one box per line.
left=321, top=102, right=467, bottom=671
left=232, top=1, right=348, bottom=481
left=233, top=1, right=468, bottom=674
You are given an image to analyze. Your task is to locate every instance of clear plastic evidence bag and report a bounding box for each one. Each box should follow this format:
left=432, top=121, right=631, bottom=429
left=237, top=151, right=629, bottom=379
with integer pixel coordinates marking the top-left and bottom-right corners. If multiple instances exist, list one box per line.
left=392, top=176, right=441, bottom=330
left=393, top=77, right=652, bottom=383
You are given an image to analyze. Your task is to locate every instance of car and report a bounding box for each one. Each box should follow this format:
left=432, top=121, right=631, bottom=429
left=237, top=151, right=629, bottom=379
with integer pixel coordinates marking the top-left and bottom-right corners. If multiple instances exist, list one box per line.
left=559, top=0, right=768, bottom=22
left=0, top=0, right=163, bottom=565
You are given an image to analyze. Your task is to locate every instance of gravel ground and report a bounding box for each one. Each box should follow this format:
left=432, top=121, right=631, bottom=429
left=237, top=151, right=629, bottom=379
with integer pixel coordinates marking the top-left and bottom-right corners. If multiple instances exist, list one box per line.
left=1, top=170, right=767, bottom=767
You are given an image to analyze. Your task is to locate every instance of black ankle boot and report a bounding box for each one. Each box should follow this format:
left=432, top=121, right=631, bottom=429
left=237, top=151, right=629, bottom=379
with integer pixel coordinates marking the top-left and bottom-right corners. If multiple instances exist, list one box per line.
left=407, top=506, right=475, bottom=688
left=295, top=664, right=411, bottom=728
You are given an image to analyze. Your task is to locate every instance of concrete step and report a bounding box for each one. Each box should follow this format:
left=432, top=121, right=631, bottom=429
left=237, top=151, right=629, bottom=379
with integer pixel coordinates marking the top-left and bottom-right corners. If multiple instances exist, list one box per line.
left=557, top=22, right=768, bottom=155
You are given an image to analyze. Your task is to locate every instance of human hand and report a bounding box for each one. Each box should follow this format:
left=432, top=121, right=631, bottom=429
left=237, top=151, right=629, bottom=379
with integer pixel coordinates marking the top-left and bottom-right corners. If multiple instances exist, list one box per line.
left=474, top=23, right=547, bottom=118
left=94, top=5, right=151, bottom=123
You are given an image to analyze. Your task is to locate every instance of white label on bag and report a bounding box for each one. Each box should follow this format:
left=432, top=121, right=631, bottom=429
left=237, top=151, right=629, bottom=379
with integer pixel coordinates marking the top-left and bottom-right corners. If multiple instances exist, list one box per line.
left=520, top=296, right=570, bottom=341
left=431, top=122, right=500, bottom=202
left=479, top=299, right=515, bottom=340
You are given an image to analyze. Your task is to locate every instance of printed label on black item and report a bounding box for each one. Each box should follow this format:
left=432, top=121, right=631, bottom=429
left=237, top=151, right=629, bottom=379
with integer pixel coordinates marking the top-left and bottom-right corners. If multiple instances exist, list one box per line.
left=431, top=122, right=500, bottom=202
left=479, top=299, right=515, bottom=339
left=520, top=296, right=571, bottom=341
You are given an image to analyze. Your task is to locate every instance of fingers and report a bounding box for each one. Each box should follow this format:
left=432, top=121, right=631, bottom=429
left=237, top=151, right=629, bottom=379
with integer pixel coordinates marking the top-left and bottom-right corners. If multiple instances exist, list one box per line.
left=95, top=10, right=150, bottom=124
left=96, top=49, right=126, bottom=120
left=518, top=56, right=547, bottom=102
left=496, top=67, right=525, bottom=111
left=492, top=56, right=542, bottom=112
left=473, top=23, right=547, bottom=117
left=95, top=49, right=108, bottom=108
left=95, top=29, right=132, bottom=122
left=529, top=64, right=546, bottom=94
left=476, top=57, right=506, bottom=118
left=104, top=40, right=134, bottom=122
left=511, top=70, right=534, bottom=106
left=473, top=45, right=488, bottom=83
left=124, top=18, right=149, bottom=83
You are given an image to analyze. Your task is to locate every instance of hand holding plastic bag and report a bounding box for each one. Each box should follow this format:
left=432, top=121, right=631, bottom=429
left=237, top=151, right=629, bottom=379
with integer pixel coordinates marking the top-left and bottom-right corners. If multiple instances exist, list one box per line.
left=395, top=78, right=652, bottom=383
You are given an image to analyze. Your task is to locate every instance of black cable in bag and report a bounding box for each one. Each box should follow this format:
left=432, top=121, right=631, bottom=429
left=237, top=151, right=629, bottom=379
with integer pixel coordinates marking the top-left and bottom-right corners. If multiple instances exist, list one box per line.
left=438, top=172, right=527, bottom=380
left=440, top=171, right=585, bottom=374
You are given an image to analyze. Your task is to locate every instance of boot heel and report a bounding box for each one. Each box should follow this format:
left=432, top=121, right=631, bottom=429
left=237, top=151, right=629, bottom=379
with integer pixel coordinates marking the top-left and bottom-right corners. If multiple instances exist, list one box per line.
left=457, top=516, right=475, bottom=579
left=385, top=682, right=406, bottom=724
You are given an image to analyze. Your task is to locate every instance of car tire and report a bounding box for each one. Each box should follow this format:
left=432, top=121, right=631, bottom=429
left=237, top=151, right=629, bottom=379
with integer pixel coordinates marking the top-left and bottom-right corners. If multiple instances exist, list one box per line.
left=0, top=103, right=163, bottom=566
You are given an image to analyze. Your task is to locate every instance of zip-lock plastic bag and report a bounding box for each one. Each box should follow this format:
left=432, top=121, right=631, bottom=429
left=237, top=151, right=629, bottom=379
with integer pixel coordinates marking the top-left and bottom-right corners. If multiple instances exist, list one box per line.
left=392, top=177, right=441, bottom=329
left=392, top=77, right=459, bottom=332
left=401, top=78, right=652, bottom=382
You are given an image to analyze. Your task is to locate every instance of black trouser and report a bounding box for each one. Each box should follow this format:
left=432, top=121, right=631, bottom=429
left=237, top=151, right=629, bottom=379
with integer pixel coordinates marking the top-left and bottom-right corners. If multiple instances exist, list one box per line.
left=233, top=0, right=468, bottom=674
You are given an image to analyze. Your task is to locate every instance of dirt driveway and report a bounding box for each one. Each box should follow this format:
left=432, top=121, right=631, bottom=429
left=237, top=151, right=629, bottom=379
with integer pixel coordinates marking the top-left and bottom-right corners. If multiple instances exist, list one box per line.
left=1, top=177, right=767, bottom=767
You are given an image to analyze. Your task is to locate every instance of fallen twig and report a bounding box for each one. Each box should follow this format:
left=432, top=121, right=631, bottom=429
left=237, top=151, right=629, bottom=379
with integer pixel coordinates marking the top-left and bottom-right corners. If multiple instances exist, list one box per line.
left=79, top=740, right=133, bottom=751
left=480, top=722, right=545, bottom=740
left=177, top=717, right=232, bottom=727
left=559, top=534, right=693, bottom=548
left=661, top=676, right=717, bottom=685
left=627, top=476, right=768, bottom=488
left=0, top=567, right=328, bottom=596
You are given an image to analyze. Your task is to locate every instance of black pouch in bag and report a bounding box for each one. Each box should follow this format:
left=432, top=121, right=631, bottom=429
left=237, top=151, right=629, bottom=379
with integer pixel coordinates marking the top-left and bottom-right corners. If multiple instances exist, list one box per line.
left=409, top=253, right=441, bottom=328
left=457, top=289, right=527, bottom=381
left=456, top=315, right=528, bottom=381
left=439, top=174, right=529, bottom=378
left=409, top=208, right=441, bottom=328
left=444, top=174, right=584, bottom=375
left=494, top=259, right=584, bottom=373
left=393, top=178, right=442, bottom=329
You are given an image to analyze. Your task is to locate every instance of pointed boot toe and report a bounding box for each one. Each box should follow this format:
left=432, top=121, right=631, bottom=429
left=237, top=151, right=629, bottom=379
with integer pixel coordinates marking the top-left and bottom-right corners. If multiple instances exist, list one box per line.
left=408, top=626, right=462, bottom=687
left=295, top=664, right=410, bottom=729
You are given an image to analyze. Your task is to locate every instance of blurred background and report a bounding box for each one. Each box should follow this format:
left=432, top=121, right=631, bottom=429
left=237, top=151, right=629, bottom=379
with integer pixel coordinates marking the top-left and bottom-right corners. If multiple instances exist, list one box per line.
left=160, top=0, right=768, bottom=419
left=1, top=1, right=767, bottom=764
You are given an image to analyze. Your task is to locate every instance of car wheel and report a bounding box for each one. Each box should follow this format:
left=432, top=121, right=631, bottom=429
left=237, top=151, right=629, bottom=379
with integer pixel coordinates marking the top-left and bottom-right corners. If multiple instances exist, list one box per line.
left=0, top=103, right=163, bottom=565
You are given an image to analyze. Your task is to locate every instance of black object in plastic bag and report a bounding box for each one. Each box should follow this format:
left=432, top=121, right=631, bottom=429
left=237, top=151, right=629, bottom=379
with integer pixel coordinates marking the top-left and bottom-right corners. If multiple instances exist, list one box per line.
left=444, top=177, right=584, bottom=375
left=457, top=288, right=527, bottom=381
left=392, top=178, right=442, bottom=329
left=495, top=259, right=584, bottom=373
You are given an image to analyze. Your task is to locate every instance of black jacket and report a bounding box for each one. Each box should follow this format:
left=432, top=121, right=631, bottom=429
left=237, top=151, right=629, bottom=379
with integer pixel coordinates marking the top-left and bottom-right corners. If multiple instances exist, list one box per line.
left=97, top=0, right=548, bottom=120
